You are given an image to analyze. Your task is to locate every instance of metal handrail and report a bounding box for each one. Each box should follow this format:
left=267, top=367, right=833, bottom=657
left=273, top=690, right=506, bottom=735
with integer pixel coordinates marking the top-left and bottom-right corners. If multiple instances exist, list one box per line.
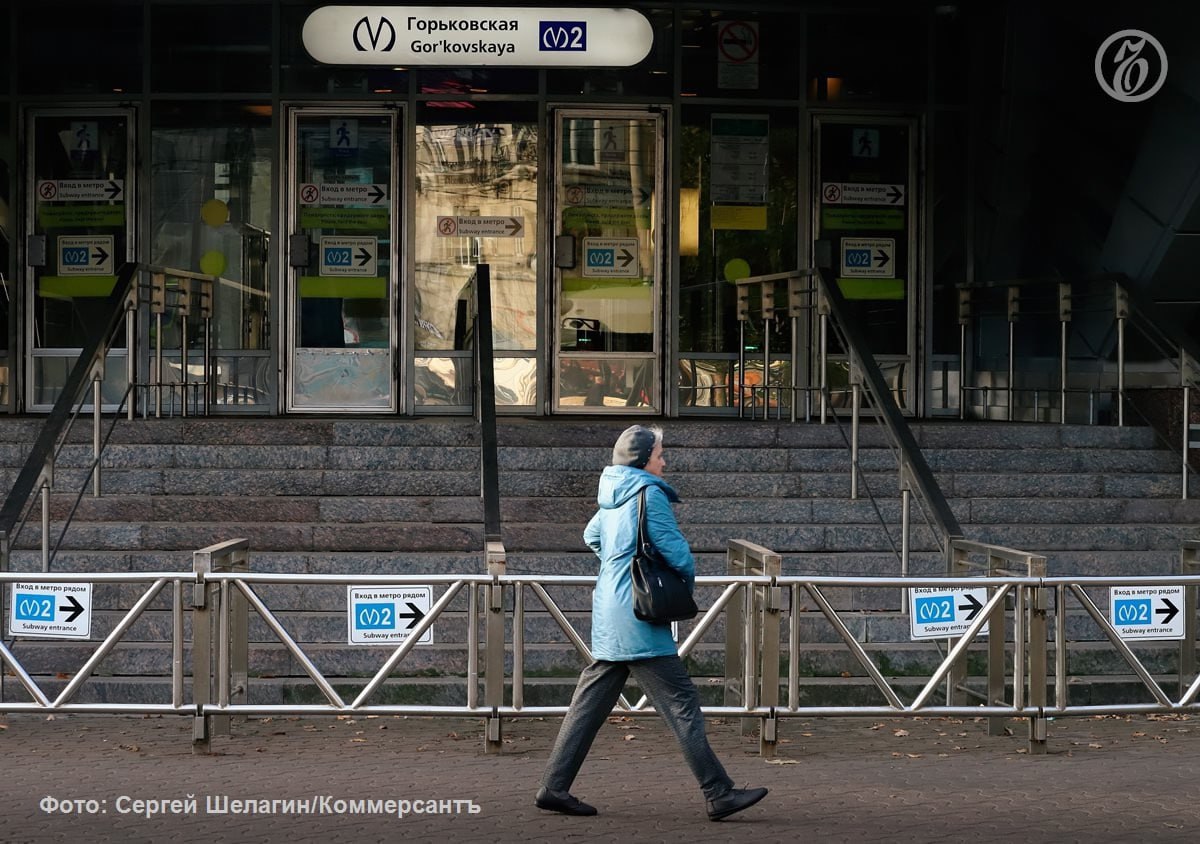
left=731, top=268, right=965, bottom=571
left=957, top=271, right=1199, bottom=495
left=0, top=262, right=139, bottom=570
left=0, top=263, right=220, bottom=573
left=813, top=264, right=965, bottom=563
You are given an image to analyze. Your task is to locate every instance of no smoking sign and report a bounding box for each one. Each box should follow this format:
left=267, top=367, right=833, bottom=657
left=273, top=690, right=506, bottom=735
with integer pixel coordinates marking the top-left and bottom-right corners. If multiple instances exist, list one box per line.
left=718, top=21, right=758, bottom=63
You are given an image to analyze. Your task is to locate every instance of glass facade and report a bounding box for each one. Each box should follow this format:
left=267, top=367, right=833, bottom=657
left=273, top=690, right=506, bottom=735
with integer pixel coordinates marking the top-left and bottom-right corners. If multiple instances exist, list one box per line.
left=0, top=1, right=1013, bottom=417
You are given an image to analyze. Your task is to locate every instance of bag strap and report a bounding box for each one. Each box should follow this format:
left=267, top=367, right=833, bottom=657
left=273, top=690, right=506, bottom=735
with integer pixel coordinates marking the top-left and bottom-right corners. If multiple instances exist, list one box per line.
left=635, top=488, right=649, bottom=553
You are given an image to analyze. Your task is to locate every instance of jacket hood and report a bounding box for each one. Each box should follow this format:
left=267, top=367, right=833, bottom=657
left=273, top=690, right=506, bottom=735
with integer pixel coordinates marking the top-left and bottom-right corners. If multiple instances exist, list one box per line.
left=595, top=465, right=680, bottom=509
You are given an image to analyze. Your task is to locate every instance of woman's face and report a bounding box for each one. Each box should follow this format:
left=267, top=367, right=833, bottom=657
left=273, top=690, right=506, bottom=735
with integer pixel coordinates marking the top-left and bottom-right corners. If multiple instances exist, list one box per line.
left=644, top=442, right=665, bottom=477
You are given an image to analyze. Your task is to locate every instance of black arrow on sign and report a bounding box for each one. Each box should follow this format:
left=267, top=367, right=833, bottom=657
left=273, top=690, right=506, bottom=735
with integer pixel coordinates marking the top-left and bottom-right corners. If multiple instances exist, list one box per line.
left=106, top=181, right=122, bottom=200
left=957, top=593, right=983, bottom=621
left=93, top=246, right=109, bottom=265
left=398, top=602, right=426, bottom=630
left=1156, top=598, right=1179, bottom=625
left=886, top=185, right=903, bottom=204
left=368, top=185, right=385, bottom=203
left=873, top=250, right=889, bottom=267
left=505, top=217, right=523, bottom=236
left=355, top=247, right=372, bottom=266
left=618, top=248, right=635, bottom=268
left=60, top=595, right=84, bottom=623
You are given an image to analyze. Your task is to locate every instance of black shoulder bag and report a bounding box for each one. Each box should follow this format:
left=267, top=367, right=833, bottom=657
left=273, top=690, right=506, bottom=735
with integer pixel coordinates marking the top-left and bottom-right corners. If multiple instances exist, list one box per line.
left=631, top=489, right=699, bottom=624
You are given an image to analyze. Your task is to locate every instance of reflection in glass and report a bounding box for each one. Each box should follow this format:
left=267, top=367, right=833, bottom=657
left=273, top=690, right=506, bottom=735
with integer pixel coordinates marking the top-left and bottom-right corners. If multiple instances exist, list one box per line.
left=558, top=357, right=654, bottom=409
left=415, top=355, right=536, bottom=408
left=557, top=117, right=657, bottom=354
left=677, top=357, right=794, bottom=413
left=554, top=111, right=660, bottom=412
left=33, top=354, right=128, bottom=408
left=414, top=114, right=538, bottom=355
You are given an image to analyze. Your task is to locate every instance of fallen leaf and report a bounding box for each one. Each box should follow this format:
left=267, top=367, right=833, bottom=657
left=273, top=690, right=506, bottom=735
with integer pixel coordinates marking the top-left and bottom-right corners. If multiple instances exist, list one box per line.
left=905, top=753, right=921, bottom=758
left=1088, top=743, right=1102, bottom=749
left=117, top=744, right=140, bottom=752
left=351, top=738, right=367, bottom=743
left=799, top=732, right=813, bottom=737
left=623, top=734, right=636, bottom=741
left=890, top=752, right=902, bottom=758
left=893, top=729, right=910, bottom=737
left=765, top=758, right=799, bottom=765
left=1132, top=731, right=1146, bottom=737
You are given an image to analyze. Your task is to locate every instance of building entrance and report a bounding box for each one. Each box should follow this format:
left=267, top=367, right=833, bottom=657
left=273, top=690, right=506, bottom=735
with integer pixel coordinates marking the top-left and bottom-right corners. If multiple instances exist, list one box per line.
left=551, top=109, right=665, bottom=412
left=284, top=106, right=400, bottom=412
left=24, top=108, right=135, bottom=412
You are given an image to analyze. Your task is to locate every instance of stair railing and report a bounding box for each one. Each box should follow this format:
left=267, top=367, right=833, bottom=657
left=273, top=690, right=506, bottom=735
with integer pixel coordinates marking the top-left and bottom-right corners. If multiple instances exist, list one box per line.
left=957, top=272, right=1200, bottom=497
left=734, top=266, right=964, bottom=573
left=0, top=263, right=217, bottom=572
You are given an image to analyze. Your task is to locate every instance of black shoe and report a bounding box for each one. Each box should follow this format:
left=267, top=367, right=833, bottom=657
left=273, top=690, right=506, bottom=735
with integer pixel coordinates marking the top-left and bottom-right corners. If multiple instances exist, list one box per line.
left=707, top=786, right=768, bottom=821
left=535, top=787, right=598, bottom=816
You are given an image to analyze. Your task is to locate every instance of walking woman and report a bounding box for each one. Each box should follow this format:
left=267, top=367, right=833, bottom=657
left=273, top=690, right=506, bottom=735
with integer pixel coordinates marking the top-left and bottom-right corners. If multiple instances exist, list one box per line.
left=535, top=424, right=768, bottom=821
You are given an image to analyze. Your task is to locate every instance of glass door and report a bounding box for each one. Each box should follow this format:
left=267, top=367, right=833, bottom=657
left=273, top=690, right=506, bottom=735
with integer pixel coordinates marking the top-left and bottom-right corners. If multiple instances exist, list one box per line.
left=25, top=108, right=135, bottom=411
left=285, top=107, right=399, bottom=412
left=812, top=114, right=918, bottom=412
left=552, top=109, right=664, bottom=412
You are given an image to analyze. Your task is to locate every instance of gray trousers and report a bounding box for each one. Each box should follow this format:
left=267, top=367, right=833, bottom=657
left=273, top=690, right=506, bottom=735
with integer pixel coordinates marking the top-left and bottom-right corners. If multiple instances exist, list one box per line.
left=540, top=656, right=734, bottom=801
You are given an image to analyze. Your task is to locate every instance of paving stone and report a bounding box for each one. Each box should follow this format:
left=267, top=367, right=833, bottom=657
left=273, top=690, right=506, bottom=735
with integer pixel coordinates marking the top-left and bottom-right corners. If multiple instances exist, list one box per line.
left=0, top=712, right=1196, bottom=843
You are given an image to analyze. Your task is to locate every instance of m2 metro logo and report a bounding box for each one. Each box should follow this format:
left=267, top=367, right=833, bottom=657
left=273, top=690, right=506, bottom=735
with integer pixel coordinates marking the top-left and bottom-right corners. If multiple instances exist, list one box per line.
left=302, top=6, right=651, bottom=67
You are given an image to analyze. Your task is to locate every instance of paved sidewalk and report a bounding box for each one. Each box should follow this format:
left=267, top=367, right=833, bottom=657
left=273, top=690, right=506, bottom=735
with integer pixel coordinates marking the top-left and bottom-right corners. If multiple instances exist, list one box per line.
left=1, top=711, right=1197, bottom=843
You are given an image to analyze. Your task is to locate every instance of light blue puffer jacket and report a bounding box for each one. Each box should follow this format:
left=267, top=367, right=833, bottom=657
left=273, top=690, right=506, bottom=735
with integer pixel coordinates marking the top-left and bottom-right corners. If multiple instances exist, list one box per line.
left=584, top=465, right=695, bottom=661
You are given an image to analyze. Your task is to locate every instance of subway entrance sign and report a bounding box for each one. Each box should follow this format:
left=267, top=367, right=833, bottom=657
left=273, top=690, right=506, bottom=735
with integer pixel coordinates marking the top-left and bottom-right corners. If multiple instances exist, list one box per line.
left=347, top=586, right=433, bottom=646
left=7, top=582, right=92, bottom=639
left=1109, top=585, right=1185, bottom=640
left=582, top=237, right=639, bottom=278
left=909, top=586, right=989, bottom=640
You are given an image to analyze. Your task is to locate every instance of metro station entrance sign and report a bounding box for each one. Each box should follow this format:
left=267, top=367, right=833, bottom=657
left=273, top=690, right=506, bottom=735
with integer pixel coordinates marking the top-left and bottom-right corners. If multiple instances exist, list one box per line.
left=302, top=6, right=653, bottom=66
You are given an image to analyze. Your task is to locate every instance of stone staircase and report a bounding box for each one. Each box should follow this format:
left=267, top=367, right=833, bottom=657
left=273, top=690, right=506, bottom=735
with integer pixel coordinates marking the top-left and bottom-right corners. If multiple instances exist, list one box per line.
left=0, top=417, right=1196, bottom=708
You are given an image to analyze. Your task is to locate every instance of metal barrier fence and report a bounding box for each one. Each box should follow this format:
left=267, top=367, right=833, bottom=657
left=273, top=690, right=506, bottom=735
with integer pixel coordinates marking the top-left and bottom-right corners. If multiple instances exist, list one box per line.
left=4, top=539, right=1199, bottom=759
left=0, top=570, right=194, bottom=716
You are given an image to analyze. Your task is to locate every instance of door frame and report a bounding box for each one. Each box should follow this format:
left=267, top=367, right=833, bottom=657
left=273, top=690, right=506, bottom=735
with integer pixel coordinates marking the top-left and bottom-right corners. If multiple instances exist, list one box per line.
left=22, top=105, right=137, bottom=413
left=810, top=111, right=920, bottom=415
left=281, top=102, right=404, bottom=414
left=549, top=106, right=667, bottom=414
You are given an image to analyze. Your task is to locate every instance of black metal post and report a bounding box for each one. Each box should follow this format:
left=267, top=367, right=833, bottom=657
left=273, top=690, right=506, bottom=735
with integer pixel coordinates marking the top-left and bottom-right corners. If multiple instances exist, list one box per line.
left=474, top=264, right=502, bottom=542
